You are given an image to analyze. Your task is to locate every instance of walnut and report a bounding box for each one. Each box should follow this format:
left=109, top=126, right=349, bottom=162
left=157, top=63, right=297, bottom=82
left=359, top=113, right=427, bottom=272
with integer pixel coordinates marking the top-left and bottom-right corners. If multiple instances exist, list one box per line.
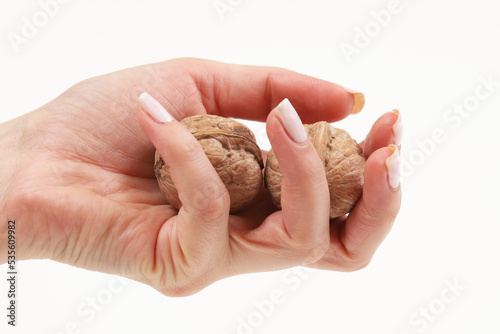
left=265, top=122, right=366, bottom=219
left=154, top=114, right=264, bottom=213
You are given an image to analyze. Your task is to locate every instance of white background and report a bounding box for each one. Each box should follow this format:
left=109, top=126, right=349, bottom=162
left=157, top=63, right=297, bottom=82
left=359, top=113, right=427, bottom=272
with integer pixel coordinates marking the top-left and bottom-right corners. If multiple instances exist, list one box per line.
left=1, top=0, right=499, bottom=333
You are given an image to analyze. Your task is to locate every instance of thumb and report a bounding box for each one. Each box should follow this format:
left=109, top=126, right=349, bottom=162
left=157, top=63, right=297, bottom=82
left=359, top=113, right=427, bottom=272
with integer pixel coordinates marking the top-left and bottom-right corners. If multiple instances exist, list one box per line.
left=137, top=92, right=230, bottom=262
left=266, top=99, right=330, bottom=253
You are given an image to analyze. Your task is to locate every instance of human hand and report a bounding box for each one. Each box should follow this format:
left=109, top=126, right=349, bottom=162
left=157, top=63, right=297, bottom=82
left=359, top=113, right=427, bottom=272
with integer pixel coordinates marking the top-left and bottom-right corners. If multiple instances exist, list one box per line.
left=1, top=58, right=401, bottom=296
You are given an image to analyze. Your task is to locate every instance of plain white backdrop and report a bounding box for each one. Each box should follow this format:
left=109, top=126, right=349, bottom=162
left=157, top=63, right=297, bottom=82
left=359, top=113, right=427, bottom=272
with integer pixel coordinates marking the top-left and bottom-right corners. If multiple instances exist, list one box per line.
left=1, top=0, right=499, bottom=333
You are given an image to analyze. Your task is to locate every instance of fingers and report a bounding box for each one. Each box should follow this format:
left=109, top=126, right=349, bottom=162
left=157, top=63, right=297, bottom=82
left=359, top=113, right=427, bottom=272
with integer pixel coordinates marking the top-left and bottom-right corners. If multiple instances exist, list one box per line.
left=267, top=99, right=330, bottom=249
left=163, top=58, right=364, bottom=123
left=236, top=99, right=330, bottom=268
left=137, top=93, right=230, bottom=252
left=342, top=146, right=401, bottom=261
left=303, top=110, right=403, bottom=271
left=360, top=109, right=402, bottom=157
left=307, top=145, right=401, bottom=271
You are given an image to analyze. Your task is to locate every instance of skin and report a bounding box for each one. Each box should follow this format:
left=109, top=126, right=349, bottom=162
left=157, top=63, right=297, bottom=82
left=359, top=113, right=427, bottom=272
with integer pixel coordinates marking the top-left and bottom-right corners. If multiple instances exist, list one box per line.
left=0, top=58, right=402, bottom=296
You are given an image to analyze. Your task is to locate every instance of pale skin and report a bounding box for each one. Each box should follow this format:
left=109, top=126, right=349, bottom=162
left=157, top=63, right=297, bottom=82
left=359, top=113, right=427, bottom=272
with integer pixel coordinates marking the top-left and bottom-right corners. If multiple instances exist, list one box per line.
left=0, top=58, right=402, bottom=296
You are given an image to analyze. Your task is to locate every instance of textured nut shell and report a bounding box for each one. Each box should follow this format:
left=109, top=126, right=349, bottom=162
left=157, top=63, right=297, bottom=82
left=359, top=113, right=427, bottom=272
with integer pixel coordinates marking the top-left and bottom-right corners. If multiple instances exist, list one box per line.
left=155, top=114, right=264, bottom=213
left=265, top=122, right=365, bottom=219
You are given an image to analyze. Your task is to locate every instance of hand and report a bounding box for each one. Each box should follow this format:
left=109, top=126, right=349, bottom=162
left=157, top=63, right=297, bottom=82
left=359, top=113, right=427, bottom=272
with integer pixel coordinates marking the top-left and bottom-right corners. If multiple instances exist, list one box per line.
left=0, top=58, right=401, bottom=296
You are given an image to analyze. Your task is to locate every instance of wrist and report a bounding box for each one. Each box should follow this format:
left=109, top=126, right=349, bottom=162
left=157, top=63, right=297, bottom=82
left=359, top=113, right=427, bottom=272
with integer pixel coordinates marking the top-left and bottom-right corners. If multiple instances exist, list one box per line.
left=0, top=120, right=16, bottom=263
left=0, top=114, right=39, bottom=263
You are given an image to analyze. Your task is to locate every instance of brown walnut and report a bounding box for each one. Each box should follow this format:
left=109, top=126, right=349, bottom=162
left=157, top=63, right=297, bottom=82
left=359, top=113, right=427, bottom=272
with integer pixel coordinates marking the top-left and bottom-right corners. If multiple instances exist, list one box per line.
left=154, top=114, right=264, bottom=213
left=265, top=122, right=366, bottom=219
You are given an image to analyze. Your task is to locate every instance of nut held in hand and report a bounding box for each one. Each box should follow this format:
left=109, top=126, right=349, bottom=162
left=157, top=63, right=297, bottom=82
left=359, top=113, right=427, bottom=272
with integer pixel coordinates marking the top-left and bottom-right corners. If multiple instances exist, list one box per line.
left=154, top=114, right=264, bottom=213
left=265, top=122, right=366, bottom=219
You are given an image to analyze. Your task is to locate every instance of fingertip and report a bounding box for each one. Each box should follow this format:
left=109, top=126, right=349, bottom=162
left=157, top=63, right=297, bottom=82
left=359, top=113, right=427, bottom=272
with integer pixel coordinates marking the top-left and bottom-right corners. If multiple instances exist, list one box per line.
left=341, top=145, right=402, bottom=257
left=139, top=92, right=175, bottom=124
left=265, top=105, right=281, bottom=141
left=364, top=145, right=399, bottom=189
left=361, top=145, right=402, bottom=218
left=137, top=92, right=178, bottom=148
left=363, top=111, right=400, bottom=158
left=392, top=109, right=403, bottom=148
left=343, top=88, right=365, bottom=115
left=264, top=99, right=330, bottom=241
left=386, top=144, right=401, bottom=190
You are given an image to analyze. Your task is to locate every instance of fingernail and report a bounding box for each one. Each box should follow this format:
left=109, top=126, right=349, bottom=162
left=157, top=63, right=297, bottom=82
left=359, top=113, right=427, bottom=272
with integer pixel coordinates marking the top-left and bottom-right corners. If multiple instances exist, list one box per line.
left=392, top=109, right=403, bottom=147
left=344, top=87, right=365, bottom=115
left=386, top=144, right=400, bottom=189
left=139, top=92, right=174, bottom=123
left=275, top=98, right=308, bottom=144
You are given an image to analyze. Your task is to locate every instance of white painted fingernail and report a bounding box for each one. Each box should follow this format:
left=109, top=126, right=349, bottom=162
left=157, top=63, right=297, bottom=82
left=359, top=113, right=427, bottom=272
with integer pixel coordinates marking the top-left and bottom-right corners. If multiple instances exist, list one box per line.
left=392, top=109, right=403, bottom=147
left=386, top=144, right=400, bottom=189
left=139, top=92, right=174, bottom=123
left=275, top=98, right=308, bottom=144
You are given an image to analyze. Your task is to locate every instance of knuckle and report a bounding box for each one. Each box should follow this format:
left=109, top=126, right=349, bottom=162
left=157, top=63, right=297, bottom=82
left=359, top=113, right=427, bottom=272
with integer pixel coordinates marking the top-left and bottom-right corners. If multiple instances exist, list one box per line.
left=348, top=257, right=372, bottom=272
left=158, top=264, right=222, bottom=297
left=363, top=195, right=385, bottom=219
left=298, top=148, right=325, bottom=177
left=283, top=159, right=326, bottom=187
left=177, top=138, right=204, bottom=164
left=305, top=164, right=328, bottom=185
left=159, top=281, right=202, bottom=297
left=302, top=243, right=329, bottom=264
left=189, top=178, right=229, bottom=219
left=289, top=235, right=329, bottom=264
left=174, top=137, right=230, bottom=219
left=343, top=253, right=372, bottom=272
left=319, top=248, right=372, bottom=272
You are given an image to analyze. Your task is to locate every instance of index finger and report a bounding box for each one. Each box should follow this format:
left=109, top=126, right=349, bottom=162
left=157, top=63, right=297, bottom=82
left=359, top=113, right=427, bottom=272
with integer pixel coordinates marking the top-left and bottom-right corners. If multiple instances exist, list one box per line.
left=163, top=58, right=365, bottom=123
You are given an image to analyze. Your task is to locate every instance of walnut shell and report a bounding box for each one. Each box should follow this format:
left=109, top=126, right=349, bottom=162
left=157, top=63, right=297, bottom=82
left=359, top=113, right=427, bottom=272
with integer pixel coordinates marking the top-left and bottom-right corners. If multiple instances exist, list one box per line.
left=265, top=122, right=366, bottom=219
left=154, top=114, right=264, bottom=213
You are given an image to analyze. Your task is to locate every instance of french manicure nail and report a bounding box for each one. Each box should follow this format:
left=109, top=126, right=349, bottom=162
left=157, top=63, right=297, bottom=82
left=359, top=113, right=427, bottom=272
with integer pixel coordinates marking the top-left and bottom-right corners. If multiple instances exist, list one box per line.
left=386, top=144, right=400, bottom=189
left=344, top=87, right=365, bottom=115
left=275, top=98, right=308, bottom=144
left=139, top=92, right=174, bottom=123
left=392, top=109, right=403, bottom=147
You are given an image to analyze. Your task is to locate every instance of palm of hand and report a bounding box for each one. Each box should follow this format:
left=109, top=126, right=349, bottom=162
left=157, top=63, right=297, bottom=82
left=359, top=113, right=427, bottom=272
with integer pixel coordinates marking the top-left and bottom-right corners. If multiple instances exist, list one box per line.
left=12, top=75, right=169, bottom=283
left=12, top=66, right=274, bottom=291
